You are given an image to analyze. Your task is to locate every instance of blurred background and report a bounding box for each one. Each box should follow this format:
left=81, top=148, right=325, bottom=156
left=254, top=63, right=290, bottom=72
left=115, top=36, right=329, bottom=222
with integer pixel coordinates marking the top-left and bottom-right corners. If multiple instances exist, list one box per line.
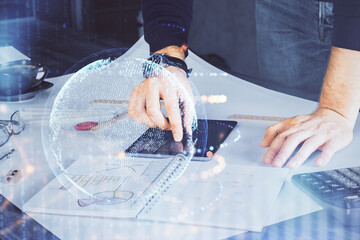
left=0, top=0, right=258, bottom=79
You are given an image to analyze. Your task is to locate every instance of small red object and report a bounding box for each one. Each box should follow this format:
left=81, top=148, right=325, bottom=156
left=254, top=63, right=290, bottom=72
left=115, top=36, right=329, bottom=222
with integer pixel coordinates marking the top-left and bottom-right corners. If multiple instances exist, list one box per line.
left=75, top=121, right=98, bottom=131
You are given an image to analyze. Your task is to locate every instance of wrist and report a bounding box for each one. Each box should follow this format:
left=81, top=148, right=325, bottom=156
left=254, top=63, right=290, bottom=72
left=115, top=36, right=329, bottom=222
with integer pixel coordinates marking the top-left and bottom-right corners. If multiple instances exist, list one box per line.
left=143, top=53, right=192, bottom=79
left=318, top=47, right=360, bottom=125
left=155, top=45, right=186, bottom=60
left=316, top=106, right=356, bottom=127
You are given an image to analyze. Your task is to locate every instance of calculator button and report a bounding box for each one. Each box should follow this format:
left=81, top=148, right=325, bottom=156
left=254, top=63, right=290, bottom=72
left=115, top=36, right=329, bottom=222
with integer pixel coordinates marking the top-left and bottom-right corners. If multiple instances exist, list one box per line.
left=299, top=174, right=310, bottom=179
left=298, top=174, right=311, bottom=182
left=312, top=181, right=322, bottom=186
left=345, top=172, right=358, bottom=178
left=311, top=173, right=326, bottom=180
left=350, top=167, right=360, bottom=175
left=303, top=177, right=316, bottom=184
left=346, top=173, right=360, bottom=184
left=337, top=177, right=348, bottom=184
left=334, top=188, right=347, bottom=196
left=349, top=185, right=360, bottom=191
left=342, top=181, right=358, bottom=188
left=339, top=169, right=360, bottom=180
left=339, top=168, right=354, bottom=176
left=344, top=195, right=359, bottom=201
left=330, top=183, right=341, bottom=188
left=320, top=189, right=334, bottom=198
left=315, top=185, right=328, bottom=191
left=325, top=170, right=337, bottom=176
left=338, top=169, right=352, bottom=175
left=325, top=170, right=343, bottom=179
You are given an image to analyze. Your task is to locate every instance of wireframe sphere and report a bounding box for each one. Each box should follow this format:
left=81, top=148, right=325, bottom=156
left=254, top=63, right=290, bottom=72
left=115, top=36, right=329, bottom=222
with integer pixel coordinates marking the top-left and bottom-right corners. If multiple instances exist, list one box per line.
left=42, top=48, right=207, bottom=209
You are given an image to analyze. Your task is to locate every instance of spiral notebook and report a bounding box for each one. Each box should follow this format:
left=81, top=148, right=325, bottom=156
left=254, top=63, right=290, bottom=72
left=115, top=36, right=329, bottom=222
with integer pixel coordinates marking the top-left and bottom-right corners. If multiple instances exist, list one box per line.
left=24, top=155, right=288, bottom=231
left=24, top=154, right=190, bottom=219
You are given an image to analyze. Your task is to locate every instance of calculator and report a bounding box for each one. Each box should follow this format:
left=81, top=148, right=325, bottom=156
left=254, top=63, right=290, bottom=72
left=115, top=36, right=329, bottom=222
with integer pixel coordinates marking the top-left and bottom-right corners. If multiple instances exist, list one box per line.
left=292, top=167, right=360, bottom=226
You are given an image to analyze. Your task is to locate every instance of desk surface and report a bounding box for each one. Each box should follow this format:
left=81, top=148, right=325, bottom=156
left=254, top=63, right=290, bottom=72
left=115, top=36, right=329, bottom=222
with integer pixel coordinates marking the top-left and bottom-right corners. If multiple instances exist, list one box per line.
left=1, top=38, right=359, bottom=240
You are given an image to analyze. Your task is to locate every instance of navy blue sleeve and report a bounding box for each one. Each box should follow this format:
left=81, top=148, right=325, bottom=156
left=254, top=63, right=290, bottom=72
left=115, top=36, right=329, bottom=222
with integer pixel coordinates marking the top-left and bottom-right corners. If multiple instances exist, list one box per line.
left=332, top=0, right=360, bottom=51
left=142, top=0, right=193, bottom=53
left=142, top=1, right=360, bottom=52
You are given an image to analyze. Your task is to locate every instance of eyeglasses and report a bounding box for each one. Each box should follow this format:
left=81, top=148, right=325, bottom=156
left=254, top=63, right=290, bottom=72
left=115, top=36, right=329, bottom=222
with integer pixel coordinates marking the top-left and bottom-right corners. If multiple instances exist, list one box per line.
left=0, top=111, right=25, bottom=147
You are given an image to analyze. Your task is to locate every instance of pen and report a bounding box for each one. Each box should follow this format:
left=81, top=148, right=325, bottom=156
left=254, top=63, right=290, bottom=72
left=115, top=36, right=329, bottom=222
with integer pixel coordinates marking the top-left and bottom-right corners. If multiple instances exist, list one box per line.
left=91, top=112, right=129, bottom=131
left=0, top=149, right=15, bottom=163
left=92, top=99, right=165, bottom=107
left=92, top=99, right=130, bottom=105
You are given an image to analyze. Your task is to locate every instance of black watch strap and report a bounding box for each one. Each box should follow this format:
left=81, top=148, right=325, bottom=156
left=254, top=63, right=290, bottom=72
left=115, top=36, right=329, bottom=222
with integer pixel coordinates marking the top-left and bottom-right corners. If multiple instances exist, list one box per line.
left=143, top=53, right=192, bottom=78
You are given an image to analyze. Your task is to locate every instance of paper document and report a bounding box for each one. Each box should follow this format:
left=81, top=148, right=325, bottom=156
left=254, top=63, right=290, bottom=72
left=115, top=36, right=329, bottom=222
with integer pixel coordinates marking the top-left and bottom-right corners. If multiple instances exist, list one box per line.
left=24, top=156, right=288, bottom=232
left=141, top=163, right=289, bottom=232
left=24, top=156, right=182, bottom=218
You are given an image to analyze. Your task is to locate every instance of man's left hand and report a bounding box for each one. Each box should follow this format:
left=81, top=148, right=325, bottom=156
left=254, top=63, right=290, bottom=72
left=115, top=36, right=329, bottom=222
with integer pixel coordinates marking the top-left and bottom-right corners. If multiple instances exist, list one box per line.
left=261, top=107, right=354, bottom=169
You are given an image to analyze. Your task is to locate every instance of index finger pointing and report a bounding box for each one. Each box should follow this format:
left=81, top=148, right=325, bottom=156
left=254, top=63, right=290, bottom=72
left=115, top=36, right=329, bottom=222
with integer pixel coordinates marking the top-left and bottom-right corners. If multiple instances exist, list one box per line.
left=179, top=92, right=195, bottom=136
left=163, top=92, right=183, bottom=142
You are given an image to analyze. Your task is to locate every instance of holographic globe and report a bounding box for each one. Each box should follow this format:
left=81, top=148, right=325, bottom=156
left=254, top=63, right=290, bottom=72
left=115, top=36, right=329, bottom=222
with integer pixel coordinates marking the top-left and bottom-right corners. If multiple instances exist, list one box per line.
left=42, top=47, right=207, bottom=210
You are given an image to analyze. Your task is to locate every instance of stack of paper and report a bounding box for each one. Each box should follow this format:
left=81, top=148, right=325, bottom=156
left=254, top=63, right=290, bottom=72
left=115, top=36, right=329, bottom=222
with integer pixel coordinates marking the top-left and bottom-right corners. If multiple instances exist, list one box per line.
left=24, top=157, right=288, bottom=232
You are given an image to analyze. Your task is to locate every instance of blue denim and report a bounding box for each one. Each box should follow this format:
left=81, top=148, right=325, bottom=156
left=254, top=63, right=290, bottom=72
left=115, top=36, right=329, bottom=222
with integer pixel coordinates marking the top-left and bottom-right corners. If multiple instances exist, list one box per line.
left=255, top=0, right=334, bottom=101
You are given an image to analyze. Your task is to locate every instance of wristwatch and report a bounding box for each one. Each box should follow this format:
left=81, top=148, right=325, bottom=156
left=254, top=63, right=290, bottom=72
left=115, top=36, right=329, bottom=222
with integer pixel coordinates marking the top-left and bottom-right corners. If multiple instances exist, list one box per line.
left=142, top=53, right=192, bottom=78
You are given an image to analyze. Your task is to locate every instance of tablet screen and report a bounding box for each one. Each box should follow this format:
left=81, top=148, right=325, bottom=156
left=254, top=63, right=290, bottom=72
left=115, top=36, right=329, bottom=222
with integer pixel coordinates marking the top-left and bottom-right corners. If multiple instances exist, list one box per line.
left=125, top=119, right=237, bottom=160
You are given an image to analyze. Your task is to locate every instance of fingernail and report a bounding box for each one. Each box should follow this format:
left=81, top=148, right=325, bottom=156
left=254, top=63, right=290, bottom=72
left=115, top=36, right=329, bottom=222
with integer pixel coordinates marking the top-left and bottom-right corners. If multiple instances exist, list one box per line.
left=294, top=160, right=302, bottom=168
left=264, top=152, right=275, bottom=164
left=287, top=162, right=297, bottom=169
left=264, top=156, right=272, bottom=164
left=273, top=159, right=283, bottom=168
left=174, top=133, right=182, bottom=142
left=317, top=158, right=324, bottom=166
left=264, top=160, right=271, bottom=165
left=186, top=125, right=192, bottom=135
left=188, top=129, right=192, bottom=136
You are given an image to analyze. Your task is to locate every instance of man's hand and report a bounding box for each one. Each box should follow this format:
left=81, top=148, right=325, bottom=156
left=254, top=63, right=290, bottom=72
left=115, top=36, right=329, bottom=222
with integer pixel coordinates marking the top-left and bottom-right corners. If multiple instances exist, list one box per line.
left=261, top=108, right=354, bottom=169
left=261, top=47, right=360, bottom=169
left=128, top=66, right=195, bottom=142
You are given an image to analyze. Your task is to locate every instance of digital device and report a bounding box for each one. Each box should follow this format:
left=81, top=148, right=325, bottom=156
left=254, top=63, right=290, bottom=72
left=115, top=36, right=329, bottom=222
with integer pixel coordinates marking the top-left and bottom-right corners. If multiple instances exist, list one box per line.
left=125, top=119, right=238, bottom=161
left=292, top=167, right=360, bottom=226
left=0, top=194, right=59, bottom=239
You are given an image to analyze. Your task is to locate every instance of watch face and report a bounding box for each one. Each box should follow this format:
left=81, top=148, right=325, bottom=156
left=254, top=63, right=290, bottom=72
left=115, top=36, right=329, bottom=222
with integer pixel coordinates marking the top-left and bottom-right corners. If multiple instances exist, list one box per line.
left=142, top=54, right=169, bottom=78
left=149, top=54, right=165, bottom=65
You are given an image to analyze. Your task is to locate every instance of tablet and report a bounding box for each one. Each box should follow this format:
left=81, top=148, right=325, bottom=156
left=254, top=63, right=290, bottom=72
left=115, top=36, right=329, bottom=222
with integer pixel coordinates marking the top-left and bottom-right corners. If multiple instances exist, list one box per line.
left=125, top=119, right=237, bottom=161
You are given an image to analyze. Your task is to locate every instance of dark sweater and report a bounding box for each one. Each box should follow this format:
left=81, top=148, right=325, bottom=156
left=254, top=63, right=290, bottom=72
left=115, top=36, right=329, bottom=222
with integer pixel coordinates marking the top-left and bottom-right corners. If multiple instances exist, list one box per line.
left=142, top=0, right=360, bottom=53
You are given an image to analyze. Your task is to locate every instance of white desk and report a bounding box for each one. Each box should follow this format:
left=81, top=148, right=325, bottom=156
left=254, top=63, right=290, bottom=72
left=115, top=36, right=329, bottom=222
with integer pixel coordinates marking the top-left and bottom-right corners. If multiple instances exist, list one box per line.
left=1, top=38, right=359, bottom=239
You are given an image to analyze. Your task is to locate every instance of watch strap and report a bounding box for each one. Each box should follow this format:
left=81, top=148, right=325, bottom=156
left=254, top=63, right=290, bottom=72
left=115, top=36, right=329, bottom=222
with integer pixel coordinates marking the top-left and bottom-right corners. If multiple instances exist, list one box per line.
left=143, top=53, right=192, bottom=78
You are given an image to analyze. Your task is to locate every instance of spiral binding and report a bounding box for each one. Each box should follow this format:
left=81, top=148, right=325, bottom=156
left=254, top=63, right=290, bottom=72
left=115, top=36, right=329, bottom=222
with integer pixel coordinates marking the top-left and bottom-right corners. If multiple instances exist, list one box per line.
left=134, top=154, right=190, bottom=215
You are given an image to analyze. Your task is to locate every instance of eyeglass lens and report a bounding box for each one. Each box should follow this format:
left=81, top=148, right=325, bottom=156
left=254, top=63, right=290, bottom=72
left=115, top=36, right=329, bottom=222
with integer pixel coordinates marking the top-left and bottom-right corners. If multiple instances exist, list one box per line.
left=0, top=124, right=10, bottom=147
left=11, top=111, right=25, bottom=135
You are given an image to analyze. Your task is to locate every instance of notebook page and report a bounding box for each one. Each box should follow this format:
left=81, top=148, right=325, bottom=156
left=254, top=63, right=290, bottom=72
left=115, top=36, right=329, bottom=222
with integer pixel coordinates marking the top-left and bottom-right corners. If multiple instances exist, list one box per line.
left=24, top=156, right=175, bottom=218
left=140, top=163, right=289, bottom=231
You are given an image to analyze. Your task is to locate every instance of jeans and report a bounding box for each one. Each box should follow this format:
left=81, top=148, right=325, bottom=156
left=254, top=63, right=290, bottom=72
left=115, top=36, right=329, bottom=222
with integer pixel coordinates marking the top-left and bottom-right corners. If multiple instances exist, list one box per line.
left=255, top=0, right=334, bottom=101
